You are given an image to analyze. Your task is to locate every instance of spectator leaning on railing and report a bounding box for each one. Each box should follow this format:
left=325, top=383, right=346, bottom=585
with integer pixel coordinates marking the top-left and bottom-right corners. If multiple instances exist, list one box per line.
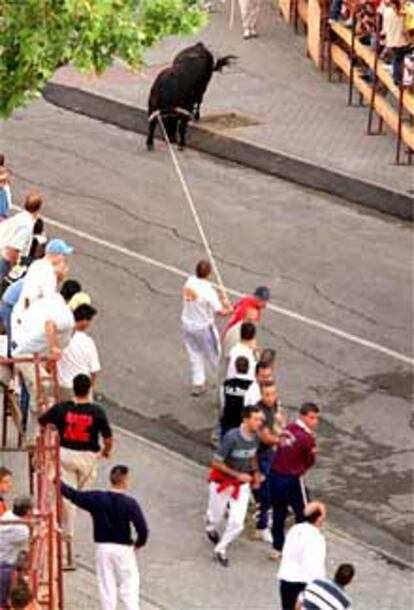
left=382, top=0, right=411, bottom=84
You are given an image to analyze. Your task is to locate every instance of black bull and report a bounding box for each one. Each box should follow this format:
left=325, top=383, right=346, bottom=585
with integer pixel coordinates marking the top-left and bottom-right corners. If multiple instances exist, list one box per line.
left=146, top=43, right=235, bottom=150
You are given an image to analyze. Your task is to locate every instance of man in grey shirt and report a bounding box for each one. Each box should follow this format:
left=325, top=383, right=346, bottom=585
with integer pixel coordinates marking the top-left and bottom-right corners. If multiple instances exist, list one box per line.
left=205, top=405, right=263, bottom=566
left=0, top=496, right=33, bottom=608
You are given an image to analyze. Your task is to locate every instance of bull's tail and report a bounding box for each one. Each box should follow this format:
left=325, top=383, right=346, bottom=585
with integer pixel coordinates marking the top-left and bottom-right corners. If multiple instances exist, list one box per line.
left=213, top=55, right=237, bottom=72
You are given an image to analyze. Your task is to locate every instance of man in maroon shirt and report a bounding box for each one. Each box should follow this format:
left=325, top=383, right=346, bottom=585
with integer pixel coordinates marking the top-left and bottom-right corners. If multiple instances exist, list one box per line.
left=269, top=402, right=320, bottom=558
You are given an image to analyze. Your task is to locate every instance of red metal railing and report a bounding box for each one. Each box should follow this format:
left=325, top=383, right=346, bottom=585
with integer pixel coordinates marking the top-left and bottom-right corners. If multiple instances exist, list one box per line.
left=0, top=355, right=63, bottom=609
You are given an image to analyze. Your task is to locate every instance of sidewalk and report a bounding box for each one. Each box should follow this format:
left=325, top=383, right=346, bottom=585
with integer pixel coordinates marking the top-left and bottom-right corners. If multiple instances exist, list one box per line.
left=3, top=427, right=411, bottom=609
left=47, top=0, right=413, bottom=218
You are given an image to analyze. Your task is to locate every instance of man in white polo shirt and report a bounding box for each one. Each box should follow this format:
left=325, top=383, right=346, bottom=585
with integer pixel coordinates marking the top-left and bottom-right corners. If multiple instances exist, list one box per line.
left=226, top=321, right=257, bottom=381
left=13, top=280, right=80, bottom=436
left=278, top=501, right=327, bottom=610
left=182, top=260, right=232, bottom=396
left=0, top=193, right=43, bottom=258
left=57, top=303, right=100, bottom=400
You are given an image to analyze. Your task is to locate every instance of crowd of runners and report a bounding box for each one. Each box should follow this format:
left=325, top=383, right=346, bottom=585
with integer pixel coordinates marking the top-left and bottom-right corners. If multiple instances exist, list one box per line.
left=182, top=259, right=356, bottom=610
left=0, top=155, right=356, bottom=610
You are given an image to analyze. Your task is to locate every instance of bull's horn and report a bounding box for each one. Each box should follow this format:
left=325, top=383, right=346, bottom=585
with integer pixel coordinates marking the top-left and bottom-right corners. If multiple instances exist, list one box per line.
left=148, top=110, right=161, bottom=122
left=174, top=107, right=193, bottom=118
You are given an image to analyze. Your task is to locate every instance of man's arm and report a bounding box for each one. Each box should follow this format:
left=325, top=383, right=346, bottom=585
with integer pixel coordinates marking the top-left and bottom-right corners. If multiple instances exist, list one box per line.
left=38, top=404, right=58, bottom=427
left=130, top=500, right=149, bottom=549
left=98, top=409, right=113, bottom=458
left=211, top=458, right=252, bottom=483
left=101, top=436, right=113, bottom=459
left=45, top=320, right=61, bottom=361
left=258, top=427, right=279, bottom=447
left=60, top=481, right=98, bottom=512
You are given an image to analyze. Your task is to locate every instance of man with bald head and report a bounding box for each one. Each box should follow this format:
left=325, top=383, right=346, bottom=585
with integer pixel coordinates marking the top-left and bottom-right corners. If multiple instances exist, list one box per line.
left=278, top=501, right=327, bottom=610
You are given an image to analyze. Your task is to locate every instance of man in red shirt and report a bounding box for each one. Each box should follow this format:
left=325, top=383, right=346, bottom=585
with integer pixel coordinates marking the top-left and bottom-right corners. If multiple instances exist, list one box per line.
left=269, top=402, right=320, bottom=558
left=222, top=286, right=270, bottom=340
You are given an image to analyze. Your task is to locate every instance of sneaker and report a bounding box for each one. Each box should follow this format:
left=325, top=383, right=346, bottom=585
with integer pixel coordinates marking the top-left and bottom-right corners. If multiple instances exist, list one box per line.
left=214, top=550, right=229, bottom=567
left=269, top=548, right=282, bottom=561
left=256, top=528, right=273, bottom=544
left=250, top=29, right=259, bottom=38
left=191, top=385, right=207, bottom=397
left=243, top=29, right=252, bottom=40
left=206, top=529, right=220, bottom=545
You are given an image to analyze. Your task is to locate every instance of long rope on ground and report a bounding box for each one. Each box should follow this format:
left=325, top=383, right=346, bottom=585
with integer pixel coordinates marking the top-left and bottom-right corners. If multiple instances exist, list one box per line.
left=229, top=0, right=236, bottom=30
left=156, top=115, right=229, bottom=302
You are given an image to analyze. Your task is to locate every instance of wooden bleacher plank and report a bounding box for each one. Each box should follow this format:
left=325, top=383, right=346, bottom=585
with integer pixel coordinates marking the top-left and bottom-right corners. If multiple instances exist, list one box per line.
left=298, top=0, right=308, bottom=24
left=331, top=44, right=414, bottom=150
left=330, top=22, right=414, bottom=114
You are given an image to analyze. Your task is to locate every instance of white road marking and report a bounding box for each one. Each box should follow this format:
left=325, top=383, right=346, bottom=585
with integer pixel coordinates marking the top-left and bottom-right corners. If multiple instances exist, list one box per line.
left=36, top=211, right=413, bottom=366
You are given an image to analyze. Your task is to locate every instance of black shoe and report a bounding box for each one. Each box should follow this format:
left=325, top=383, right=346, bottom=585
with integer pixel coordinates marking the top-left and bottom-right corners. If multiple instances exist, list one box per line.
left=214, top=550, right=229, bottom=567
left=206, top=529, right=220, bottom=545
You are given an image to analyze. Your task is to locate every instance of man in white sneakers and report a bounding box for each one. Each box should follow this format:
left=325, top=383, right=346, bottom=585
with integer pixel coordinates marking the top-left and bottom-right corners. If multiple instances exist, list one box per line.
left=182, top=260, right=232, bottom=396
left=238, top=0, right=261, bottom=39
left=205, top=405, right=263, bottom=566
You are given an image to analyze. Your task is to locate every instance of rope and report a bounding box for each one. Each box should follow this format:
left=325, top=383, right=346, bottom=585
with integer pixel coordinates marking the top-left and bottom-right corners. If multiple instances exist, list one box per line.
left=156, top=115, right=229, bottom=303
left=229, top=0, right=236, bottom=30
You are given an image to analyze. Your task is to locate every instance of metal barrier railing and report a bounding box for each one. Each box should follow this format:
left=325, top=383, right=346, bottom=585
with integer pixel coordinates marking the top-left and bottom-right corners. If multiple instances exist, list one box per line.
left=0, top=355, right=63, bottom=609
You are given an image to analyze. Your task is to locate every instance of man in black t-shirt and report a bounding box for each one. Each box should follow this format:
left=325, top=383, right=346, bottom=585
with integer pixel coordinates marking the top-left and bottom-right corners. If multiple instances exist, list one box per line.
left=39, top=373, right=113, bottom=566
left=220, top=356, right=252, bottom=437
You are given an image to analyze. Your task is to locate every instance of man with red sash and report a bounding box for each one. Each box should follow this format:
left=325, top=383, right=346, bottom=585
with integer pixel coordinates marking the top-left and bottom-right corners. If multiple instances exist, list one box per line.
left=205, top=405, right=263, bottom=566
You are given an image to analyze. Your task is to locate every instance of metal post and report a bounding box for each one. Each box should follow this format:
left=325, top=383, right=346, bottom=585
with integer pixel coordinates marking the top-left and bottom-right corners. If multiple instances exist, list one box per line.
left=396, top=81, right=405, bottom=164
left=348, top=10, right=358, bottom=106
left=367, top=15, right=381, bottom=134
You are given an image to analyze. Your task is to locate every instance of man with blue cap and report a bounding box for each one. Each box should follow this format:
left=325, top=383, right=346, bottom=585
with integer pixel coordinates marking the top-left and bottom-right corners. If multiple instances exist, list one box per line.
left=12, top=237, right=74, bottom=326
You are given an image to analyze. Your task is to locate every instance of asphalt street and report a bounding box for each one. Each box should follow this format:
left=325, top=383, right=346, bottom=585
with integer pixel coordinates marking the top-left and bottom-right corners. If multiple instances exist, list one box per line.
left=2, top=99, right=413, bottom=560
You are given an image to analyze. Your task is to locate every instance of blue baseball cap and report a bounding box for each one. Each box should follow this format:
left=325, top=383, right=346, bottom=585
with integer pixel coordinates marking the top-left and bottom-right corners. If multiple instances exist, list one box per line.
left=46, top=238, right=74, bottom=256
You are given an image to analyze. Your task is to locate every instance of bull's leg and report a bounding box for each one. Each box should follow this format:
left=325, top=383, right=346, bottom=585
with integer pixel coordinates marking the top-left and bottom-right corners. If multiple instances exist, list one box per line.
left=164, top=117, right=178, bottom=143
left=146, top=118, right=157, bottom=150
left=178, top=118, right=188, bottom=150
left=194, top=102, right=201, bottom=121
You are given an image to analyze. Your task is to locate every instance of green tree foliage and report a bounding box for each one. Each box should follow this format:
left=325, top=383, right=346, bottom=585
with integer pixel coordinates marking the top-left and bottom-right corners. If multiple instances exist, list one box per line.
left=0, top=0, right=207, bottom=117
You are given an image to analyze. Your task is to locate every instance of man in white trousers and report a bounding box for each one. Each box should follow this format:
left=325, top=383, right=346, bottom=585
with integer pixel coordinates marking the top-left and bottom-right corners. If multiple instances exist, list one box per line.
left=238, top=0, right=261, bottom=39
left=205, top=404, right=263, bottom=566
left=61, top=465, right=148, bottom=610
left=182, top=260, right=232, bottom=396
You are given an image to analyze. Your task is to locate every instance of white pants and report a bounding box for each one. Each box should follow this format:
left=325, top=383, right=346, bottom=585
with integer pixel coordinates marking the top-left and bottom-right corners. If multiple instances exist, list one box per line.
left=206, top=482, right=251, bottom=553
left=183, top=325, right=220, bottom=386
left=238, top=0, right=260, bottom=31
left=60, top=448, right=98, bottom=537
left=15, top=357, right=53, bottom=440
left=96, top=544, right=140, bottom=610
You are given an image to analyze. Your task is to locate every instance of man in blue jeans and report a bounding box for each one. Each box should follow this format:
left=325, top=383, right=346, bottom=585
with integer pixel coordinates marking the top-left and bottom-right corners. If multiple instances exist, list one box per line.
left=269, top=403, right=320, bottom=560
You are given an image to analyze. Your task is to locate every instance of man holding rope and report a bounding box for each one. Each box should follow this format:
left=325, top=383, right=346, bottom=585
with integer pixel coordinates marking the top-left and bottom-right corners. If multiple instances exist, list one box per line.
left=182, top=260, right=232, bottom=396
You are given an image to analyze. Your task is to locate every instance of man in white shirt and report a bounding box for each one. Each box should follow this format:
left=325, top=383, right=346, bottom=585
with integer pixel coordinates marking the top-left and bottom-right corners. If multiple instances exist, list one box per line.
left=13, top=280, right=80, bottom=436
left=57, top=303, right=100, bottom=399
left=244, top=359, right=274, bottom=406
left=278, top=501, right=327, bottom=610
left=181, top=260, right=232, bottom=396
left=12, top=238, right=74, bottom=331
left=226, top=321, right=257, bottom=381
left=0, top=193, right=43, bottom=258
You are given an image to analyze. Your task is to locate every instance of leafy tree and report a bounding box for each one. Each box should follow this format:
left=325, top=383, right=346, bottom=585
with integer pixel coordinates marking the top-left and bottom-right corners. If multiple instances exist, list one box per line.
left=0, top=0, right=207, bottom=118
